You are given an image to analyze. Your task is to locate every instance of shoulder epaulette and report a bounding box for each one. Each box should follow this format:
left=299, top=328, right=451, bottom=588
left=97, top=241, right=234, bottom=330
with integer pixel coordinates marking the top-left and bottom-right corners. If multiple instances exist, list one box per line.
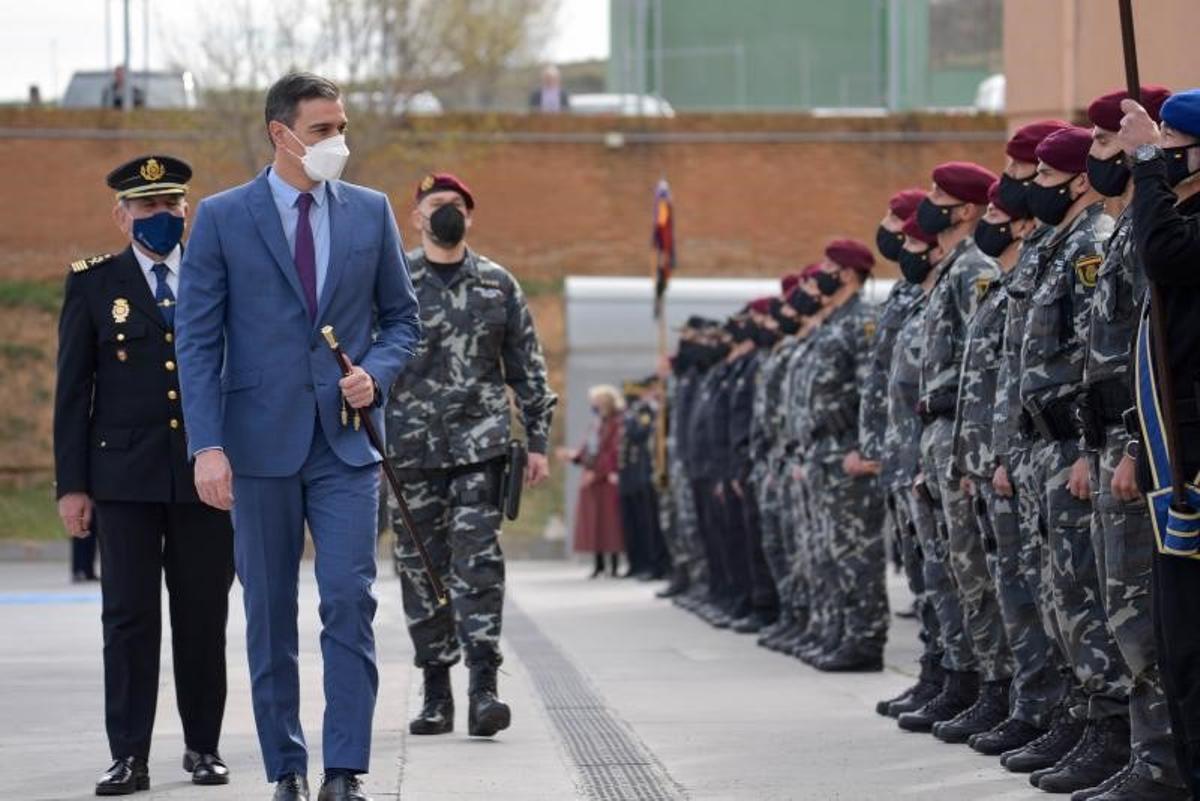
left=69, top=253, right=116, bottom=273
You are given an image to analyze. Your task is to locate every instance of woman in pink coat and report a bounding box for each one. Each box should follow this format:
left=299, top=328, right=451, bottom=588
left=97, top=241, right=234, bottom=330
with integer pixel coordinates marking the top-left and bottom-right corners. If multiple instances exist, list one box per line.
left=562, top=385, right=626, bottom=578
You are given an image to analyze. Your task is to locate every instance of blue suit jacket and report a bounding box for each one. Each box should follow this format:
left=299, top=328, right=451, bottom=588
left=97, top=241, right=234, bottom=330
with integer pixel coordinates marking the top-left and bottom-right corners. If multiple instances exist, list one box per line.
left=176, top=168, right=421, bottom=477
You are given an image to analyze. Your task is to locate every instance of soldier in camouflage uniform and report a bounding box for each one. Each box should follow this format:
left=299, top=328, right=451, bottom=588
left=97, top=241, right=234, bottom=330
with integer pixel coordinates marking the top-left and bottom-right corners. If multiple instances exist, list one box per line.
left=1015, top=128, right=1132, bottom=794
left=900, top=161, right=1014, bottom=735
left=948, top=180, right=1068, bottom=751
left=793, top=240, right=889, bottom=672
left=860, top=191, right=942, bottom=710
left=1074, top=88, right=1187, bottom=800
left=387, top=174, right=556, bottom=739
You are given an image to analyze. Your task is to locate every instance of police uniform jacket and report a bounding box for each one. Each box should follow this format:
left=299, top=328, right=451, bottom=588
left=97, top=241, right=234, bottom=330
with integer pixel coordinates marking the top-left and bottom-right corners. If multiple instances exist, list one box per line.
left=54, top=246, right=199, bottom=503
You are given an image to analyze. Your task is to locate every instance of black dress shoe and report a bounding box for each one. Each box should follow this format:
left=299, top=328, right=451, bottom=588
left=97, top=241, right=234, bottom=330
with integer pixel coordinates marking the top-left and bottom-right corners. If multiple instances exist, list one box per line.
left=274, top=773, right=310, bottom=801
left=183, top=750, right=230, bottom=785
left=95, top=756, right=149, bottom=796
left=317, top=773, right=371, bottom=801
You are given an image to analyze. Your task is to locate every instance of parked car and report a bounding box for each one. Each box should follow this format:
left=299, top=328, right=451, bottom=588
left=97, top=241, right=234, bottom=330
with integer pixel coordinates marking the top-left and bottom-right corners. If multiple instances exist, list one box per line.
left=569, top=93, right=675, bottom=118
left=61, top=69, right=197, bottom=109
left=345, top=90, right=444, bottom=115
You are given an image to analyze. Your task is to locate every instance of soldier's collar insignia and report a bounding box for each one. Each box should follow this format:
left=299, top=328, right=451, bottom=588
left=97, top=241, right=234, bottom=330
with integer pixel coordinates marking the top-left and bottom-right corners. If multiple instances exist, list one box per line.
left=112, top=297, right=131, bottom=323
left=1074, top=255, right=1101, bottom=288
left=139, top=158, right=166, bottom=182
left=975, top=276, right=992, bottom=301
left=863, top=319, right=877, bottom=339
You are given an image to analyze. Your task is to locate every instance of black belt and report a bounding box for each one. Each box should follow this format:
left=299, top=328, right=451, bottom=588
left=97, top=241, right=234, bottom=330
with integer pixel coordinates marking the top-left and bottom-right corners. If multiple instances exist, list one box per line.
left=1088, top=378, right=1132, bottom=425
left=1025, top=395, right=1078, bottom=442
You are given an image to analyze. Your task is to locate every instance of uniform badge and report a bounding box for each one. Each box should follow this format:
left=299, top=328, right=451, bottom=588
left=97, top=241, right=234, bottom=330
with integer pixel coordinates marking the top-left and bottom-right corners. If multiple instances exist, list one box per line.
left=111, top=297, right=130, bottom=323
left=115, top=348, right=128, bottom=362
left=1075, top=255, right=1101, bottom=288
left=139, top=158, right=166, bottom=182
left=863, top=320, right=877, bottom=339
left=975, top=276, right=992, bottom=301
left=419, top=174, right=436, bottom=192
left=639, top=412, right=653, bottom=426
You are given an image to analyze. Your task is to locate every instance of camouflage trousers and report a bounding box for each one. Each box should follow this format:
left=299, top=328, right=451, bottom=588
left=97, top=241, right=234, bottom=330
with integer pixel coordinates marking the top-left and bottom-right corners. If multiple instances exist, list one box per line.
left=793, top=464, right=834, bottom=639
left=1090, top=428, right=1183, bottom=787
left=889, top=489, right=942, bottom=662
left=1027, top=437, right=1129, bottom=720
left=668, top=457, right=705, bottom=584
left=391, top=467, right=505, bottom=669
left=809, top=459, right=888, bottom=648
left=756, top=460, right=798, bottom=615
left=905, top=477, right=973, bottom=672
left=779, top=466, right=808, bottom=615
left=977, top=481, right=1066, bottom=727
left=921, top=417, right=1013, bottom=681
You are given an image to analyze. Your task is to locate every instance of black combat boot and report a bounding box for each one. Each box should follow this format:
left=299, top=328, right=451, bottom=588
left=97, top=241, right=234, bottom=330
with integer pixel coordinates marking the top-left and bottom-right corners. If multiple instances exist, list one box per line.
left=933, top=678, right=1011, bottom=743
left=467, top=664, right=512, bottom=738
left=877, top=653, right=943, bottom=717
left=1028, top=719, right=1098, bottom=785
left=969, top=716, right=1045, bottom=755
left=897, top=670, right=979, bottom=733
left=815, top=640, right=883, bottom=672
left=1037, top=716, right=1131, bottom=793
left=1002, top=708, right=1086, bottom=773
left=655, top=568, right=689, bottom=599
left=1086, top=765, right=1191, bottom=801
left=409, top=665, right=454, bottom=735
left=1070, top=757, right=1134, bottom=801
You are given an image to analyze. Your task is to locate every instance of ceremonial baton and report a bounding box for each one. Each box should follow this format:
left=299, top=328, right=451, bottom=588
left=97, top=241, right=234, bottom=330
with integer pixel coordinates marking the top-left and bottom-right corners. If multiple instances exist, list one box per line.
left=322, top=325, right=448, bottom=607
left=1118, top=0, right=1189, bottom=508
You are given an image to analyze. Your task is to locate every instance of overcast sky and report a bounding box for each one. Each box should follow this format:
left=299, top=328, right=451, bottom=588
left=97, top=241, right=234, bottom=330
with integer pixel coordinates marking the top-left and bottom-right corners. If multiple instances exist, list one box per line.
left=0, top=0, right=610, bottom=103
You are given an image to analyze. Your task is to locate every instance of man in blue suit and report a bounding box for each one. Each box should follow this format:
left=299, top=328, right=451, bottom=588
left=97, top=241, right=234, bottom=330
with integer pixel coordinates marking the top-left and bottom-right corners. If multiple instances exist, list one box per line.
left=176, top=72, right=422, bottom=801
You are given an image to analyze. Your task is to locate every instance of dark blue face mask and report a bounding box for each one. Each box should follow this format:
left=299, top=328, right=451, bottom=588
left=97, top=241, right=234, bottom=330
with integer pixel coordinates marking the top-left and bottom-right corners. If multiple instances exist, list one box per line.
left=132, top=211, right=185, bottom=255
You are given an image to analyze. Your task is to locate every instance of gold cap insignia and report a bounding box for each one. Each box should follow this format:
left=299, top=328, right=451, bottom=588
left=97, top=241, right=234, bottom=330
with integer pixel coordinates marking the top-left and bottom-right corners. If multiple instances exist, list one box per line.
left=419, top=174, right=436, bottom=192
left=112, top=297, right=130, bottom=324
left=1075, top=255, right=1101, bottom=289
left=139, top=158, right=166, bottom=182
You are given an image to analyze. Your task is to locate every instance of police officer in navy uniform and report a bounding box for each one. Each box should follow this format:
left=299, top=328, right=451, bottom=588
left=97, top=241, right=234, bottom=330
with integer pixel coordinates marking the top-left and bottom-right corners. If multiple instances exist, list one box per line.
left=53, top=155, right=235, bottom=796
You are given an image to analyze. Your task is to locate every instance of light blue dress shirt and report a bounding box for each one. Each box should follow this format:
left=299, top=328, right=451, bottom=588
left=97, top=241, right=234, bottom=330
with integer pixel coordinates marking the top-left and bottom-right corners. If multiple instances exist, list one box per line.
left=266, top=166, right=332, bottom=299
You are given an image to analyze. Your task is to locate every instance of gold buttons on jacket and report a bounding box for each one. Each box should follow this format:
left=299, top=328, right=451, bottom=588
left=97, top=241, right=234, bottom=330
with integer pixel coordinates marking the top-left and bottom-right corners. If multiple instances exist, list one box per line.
left=169, top=418, right=180, bottom=430
left=165, top=360, right=176, bottom=371
left=116, top=333, right=126, bottom=342
left=167, top=389, right=178, bottom=401
left=165, top=332, right=173, bottom=343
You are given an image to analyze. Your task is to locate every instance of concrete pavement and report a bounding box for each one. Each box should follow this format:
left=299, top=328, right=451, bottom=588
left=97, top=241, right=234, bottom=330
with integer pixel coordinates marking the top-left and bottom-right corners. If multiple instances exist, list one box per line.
left=0, top=560, right=1051, bottom=800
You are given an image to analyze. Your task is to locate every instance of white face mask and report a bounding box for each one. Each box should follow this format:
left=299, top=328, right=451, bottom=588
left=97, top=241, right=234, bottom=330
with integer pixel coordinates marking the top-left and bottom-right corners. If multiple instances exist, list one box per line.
left=285, top=127, right=350, bottom=182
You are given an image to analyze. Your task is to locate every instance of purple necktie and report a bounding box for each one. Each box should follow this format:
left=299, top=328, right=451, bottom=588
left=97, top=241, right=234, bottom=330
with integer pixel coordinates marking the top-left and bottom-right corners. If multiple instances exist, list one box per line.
left=294, top=192, right=318, bottom=321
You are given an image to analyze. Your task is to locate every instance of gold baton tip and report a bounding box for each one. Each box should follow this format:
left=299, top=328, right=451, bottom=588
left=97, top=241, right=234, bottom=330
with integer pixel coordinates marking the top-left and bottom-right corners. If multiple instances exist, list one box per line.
left=320, top=325, right=338, bottom=349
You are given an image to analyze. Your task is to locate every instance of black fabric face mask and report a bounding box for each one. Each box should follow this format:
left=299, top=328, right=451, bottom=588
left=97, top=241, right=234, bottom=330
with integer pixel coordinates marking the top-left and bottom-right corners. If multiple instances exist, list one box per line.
left=875, top=225, right=905, bottom=262
left=788, top=290, right=821, bottom=317
left=1028, top=177, right=1078, bottom=226
left=428, top=204, right=466, bottom=246
left=751, top=326, right=779, bottom=348
left=974, top=218, right=1015, bottom=258
left=898, top=248, right=933, bottom=284
left=916, top=197, right=960, bottom=235
left=996, top=172, right=1033, bottom=220
left=1086, top=153, right=1130, bottom=197
left=1164, top=144, right=1200, bottom=188
left=815, top=271, right=842, bottom=297
left=774, top=312, right=800, bottom=335
left=727, top=320, right=753, bottom=343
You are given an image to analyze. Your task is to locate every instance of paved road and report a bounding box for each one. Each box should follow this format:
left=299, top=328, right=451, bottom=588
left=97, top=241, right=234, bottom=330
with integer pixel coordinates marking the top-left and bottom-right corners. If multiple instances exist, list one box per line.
left=0, top=560, right=1049, bottom=800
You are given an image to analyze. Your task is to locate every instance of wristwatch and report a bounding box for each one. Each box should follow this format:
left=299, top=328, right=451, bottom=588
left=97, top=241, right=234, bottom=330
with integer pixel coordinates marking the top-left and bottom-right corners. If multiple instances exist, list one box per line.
left=1124, top=439, right=1141, bottom=461
left=1133, top=144, right=1164, bottom=165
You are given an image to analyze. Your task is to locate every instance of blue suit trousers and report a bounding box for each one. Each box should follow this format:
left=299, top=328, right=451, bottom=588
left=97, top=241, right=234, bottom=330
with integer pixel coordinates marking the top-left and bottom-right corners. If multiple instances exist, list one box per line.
left=232, top=417, right=380, bottom=781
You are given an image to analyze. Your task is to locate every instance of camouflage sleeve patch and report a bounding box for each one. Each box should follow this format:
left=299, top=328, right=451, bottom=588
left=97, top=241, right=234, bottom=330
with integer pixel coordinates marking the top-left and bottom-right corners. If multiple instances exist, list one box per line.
left=69, top=253, right=115, bottom=273
left=863, top=319, right=877, bottom=340
left=974, top=275, right=992, bottom=302
left=1074, top=255, right=1101, bottom=288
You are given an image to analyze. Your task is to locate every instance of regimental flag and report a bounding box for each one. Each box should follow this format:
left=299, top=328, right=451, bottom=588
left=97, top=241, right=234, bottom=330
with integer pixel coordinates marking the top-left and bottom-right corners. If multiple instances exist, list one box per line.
left=651, top=179, right=675, bottom=318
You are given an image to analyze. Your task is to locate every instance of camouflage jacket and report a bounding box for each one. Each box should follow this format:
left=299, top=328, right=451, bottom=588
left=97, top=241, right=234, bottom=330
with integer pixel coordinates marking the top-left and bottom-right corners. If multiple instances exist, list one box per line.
left=859, top=280, right=924, bottom=463
left=685, top=362, right=727, bottom=480
left=618, top=398, right=657, bottom=493
left=952, top=268, right=1012, bottom=479
left=782, top=323, right=825, bottom=462
left=1019, top=202, right=1113, bottom=410
left=385, top=248, right=556, bottom=469
left=1083, top=206, right=1144, bottom=392
left=750, top=337, right=800, bottom=470
left=883, top=297, right=929, bottom=492
left=991, top=223, right=1055, bottom=465
left=798, top=294, right=877, bottom=466
left=919, top=237, right=999, bottom=413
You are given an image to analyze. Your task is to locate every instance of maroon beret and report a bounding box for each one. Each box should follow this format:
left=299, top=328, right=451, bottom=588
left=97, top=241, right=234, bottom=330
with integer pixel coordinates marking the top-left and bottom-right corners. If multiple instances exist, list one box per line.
left=1088, top=85, right=1172, bottom=132
left=415, top=172, right=475, bottom=209
left=747, top=296, right=773, bottom=315
left=987, top=179, right=1018, bottom=219
left=825, top=238, right=875, bottom=274
left=1036, top=126, right=1093, bottom=174
left=781, top=273, right=801, bottom=295
left=932, top=161, right=997, bottom=205
left=1006, top=120, right=1071, bottom=163
left=888, top=188, right=927, bottom=220
left=902, top=213, right=938, bottom=246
